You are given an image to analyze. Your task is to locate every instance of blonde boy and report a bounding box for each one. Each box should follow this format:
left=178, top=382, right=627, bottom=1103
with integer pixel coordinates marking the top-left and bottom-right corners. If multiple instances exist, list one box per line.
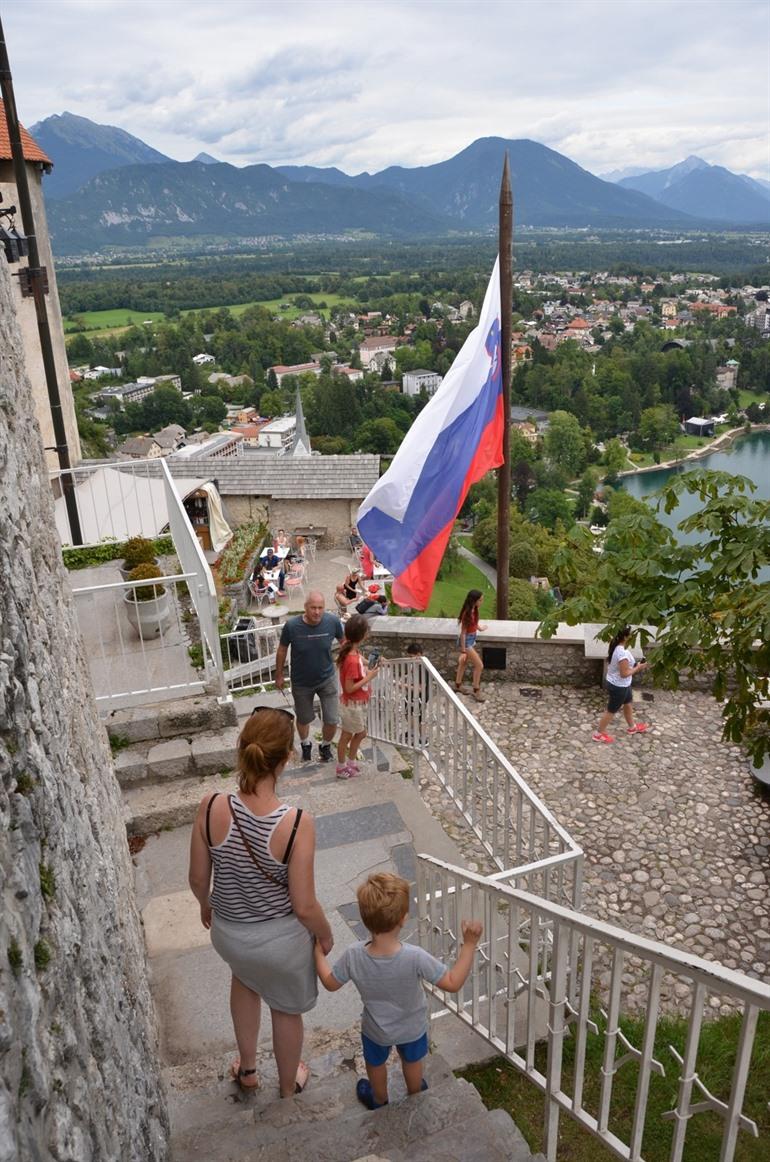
left=314, top=872, right=482, bottom=1109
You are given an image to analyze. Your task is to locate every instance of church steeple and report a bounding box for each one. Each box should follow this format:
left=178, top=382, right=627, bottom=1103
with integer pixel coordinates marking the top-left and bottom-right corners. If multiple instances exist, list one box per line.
left=289, top=384, right=311, bottom=456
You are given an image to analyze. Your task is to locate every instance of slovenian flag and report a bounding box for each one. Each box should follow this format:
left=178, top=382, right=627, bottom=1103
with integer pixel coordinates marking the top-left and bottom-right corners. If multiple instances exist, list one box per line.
left=357, top=258, right=504, bottom=610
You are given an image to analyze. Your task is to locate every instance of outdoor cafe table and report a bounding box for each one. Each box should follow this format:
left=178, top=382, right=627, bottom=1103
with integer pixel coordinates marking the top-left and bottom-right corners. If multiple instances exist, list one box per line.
left=260, top=545, right=290, bottom=561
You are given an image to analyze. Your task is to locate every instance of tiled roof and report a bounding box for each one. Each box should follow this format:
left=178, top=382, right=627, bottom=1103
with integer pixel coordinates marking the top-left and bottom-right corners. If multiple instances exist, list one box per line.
left=0, top=101, right=52, bottom=164
left=166, top=453, right=380, bottom=499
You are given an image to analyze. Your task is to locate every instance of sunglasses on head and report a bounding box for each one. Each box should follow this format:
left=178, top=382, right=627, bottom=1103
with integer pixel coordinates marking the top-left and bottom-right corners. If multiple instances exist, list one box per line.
left=250, top=705, right=295, bottom=721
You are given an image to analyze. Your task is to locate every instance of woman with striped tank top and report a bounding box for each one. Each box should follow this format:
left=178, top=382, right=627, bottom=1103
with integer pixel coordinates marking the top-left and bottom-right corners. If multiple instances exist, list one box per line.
left=189, top=707, right=333, bottom=1097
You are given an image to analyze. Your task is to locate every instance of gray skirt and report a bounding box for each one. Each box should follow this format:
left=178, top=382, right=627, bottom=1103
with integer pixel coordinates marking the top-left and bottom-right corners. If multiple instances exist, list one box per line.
left=211, top=911, right=318, bottom=1014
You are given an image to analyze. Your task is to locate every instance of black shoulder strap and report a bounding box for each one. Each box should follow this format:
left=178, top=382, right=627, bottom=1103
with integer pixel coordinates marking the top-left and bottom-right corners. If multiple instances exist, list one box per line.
left=282, top=807, right=303, bottom=864
left=205, top=792, right=220, bottom=847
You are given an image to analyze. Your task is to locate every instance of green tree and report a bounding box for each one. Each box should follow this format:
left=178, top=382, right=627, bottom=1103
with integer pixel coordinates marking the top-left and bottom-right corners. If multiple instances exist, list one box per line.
left=509, top=541, right=538, bottom=579
left=355, top=417, right=402, bottom=454
left=539, top=469, right=770, bottom=764
left=575, top=468, right=599, bottom=519
left=543, top=410, right=586, bottom=477
left=508, top=577, right=538, bottom=618
left=639, top=404, right=680, bottom=451
left=526, top=488, right=574, bottom=531
left=603, top=437, right=628, bottom=479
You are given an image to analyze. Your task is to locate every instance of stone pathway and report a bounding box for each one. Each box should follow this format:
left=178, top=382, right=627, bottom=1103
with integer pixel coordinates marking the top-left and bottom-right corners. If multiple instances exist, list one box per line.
left=454, top=680, right=770, bottom=1010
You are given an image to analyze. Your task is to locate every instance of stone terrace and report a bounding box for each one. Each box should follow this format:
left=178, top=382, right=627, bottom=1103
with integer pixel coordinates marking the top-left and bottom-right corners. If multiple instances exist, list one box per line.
left=457, top=681, right=770, bottom=1008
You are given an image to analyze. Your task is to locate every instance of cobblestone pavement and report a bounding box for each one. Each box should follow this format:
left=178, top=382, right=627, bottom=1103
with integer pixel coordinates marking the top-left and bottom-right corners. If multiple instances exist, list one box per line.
left=429, top=682, right=770, bottom=1013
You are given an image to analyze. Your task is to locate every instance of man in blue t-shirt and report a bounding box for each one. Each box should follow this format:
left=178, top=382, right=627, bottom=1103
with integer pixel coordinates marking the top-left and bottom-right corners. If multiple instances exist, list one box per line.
left=276, top=590, right=344, bottom=762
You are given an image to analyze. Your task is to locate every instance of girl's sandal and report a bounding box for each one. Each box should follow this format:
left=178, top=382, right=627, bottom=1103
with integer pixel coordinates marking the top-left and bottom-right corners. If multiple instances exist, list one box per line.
left=230, top=1060, right=260, bottom=1091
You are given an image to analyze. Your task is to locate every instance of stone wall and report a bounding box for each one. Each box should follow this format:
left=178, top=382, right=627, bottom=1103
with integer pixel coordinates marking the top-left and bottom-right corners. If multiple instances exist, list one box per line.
left=0, top=263, right=168, bottom=1158
left=368, top=618, right=603, bottom=686
left=221, top=494, right=356, bottom=548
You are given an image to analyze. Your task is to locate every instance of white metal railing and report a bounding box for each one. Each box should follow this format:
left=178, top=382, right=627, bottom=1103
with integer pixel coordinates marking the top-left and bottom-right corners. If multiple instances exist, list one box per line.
left=417, top=856, right=770, bottom=1162
left=160, top=459, right=226, bottom=699
left=71, top=572, right=206, bottom=706
left=220, top=621, right=282, bottom=694
left=369, top=656, right=583, bottom=910
left=51, top=459, right=172, bottom=547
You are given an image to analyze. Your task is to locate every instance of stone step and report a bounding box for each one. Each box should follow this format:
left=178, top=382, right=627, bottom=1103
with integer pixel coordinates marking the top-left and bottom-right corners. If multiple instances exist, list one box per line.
left=167, top=1052, right=453, bottom=1155
left=105, top=693, right=237, bottom=743
left=115, top=726, right=241, bottom=787
left=364, top=1107, right=535, bottom=1161
left=170, top=1064, right=488, bottom=1162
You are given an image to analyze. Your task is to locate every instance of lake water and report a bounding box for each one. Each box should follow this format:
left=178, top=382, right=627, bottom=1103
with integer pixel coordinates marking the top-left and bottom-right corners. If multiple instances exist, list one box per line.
left=620, top=429, right=770, bottom=578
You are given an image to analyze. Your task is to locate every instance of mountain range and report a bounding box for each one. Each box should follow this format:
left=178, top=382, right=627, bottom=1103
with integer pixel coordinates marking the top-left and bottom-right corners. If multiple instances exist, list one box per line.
left=27, top=113, right=770, bottom=253
left=616, top=156, right=770, bottom=225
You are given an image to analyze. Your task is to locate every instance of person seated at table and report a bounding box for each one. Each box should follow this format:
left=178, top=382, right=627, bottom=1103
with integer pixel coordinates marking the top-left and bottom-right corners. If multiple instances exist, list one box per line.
left=249, top=567, right=274, bottom=604
left=336, top=569, right=362, bottom=610
left=263, top=547, right=281, bottom=570
left=294, top=536, right=307, bottom=561
left=356, top=586, right=388, bottom=619
left=275, top=528, right=290, bottom=549
left=349, top=526, right=362, bottom=553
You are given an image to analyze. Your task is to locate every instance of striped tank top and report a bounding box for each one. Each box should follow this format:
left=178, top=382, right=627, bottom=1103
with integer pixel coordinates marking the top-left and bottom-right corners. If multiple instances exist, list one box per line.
left=209, top=795, right=294, bottom=923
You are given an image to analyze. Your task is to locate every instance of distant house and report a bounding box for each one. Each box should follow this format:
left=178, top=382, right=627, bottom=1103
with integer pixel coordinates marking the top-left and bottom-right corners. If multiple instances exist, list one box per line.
left=459, top=300, right=475, bottom=319
left=82, top=365, right=122, bottom=380
left=402, top=369, right=443, bottom=397
left=683, top=416, right=715, bottom=437
left=257, top=415, right=297, bottom=450
left=99, top=380, right=157, bottom=407
left=511, top=406, right=550, bottom=431
left=153, top=424, right=187, bottom=452
left=192, top=353, right=215, bottom=365
left=358, top=335, right=400, bottom=370
left=715, top=361, right=740, bottom=391
left=269, top=362, right=321, bottom=386
left=512, top=344, right=533, bottom=365
left=169, top=432, right=242, bottom=460
left=117, top=436, right=163, bottom=460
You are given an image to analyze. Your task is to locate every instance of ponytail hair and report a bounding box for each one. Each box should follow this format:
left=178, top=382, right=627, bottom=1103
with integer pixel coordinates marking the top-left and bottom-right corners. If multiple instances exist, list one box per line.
left=337, top=613, right=369, bottom=668
left=237, top=708, right=294, bottom=794
left=607, top=625, right=632, bottom=661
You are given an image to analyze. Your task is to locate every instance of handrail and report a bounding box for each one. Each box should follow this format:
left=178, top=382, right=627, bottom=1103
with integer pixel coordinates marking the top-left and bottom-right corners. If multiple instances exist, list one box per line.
left=369, top=655, right=583, bottom=909
left=416, top=853, right=770, bottom=1162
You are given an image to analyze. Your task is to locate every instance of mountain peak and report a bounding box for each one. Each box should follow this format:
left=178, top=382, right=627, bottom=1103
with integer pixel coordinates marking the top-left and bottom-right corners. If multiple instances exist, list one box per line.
left=193, top=151, right=219, bottom=165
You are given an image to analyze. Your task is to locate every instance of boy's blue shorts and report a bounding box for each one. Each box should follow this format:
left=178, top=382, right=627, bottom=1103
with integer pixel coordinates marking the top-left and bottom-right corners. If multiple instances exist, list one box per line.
left=361, top=1031, right=429, bottom=1067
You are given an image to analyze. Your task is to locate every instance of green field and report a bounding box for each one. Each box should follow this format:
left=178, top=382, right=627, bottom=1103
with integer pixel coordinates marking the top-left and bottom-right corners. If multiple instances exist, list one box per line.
left=418, top=553, right=495, bottom=620
left=64, top=291, right=359, bottom=337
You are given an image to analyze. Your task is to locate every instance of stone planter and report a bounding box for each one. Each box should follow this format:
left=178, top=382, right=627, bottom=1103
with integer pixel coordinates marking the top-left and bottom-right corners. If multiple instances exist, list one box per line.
left=123, top=588, right=171, bottom=638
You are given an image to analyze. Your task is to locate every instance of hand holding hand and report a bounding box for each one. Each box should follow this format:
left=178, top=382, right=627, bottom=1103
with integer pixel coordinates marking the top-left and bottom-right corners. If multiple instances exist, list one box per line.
left=461, top=918, right=483, bottom=945
left=318, top=935, right=334, bottom=955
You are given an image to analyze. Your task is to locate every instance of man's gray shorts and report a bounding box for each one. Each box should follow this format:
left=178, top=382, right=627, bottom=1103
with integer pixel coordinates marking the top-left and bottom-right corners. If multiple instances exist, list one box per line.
left=291, top=675, right=340, bottom=727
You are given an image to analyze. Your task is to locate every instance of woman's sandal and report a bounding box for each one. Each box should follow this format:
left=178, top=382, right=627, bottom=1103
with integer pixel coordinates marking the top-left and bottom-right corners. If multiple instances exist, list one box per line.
left=230, top=1060, right=260, bottom=1091
left=281, top=1061, right=310, bottom=1097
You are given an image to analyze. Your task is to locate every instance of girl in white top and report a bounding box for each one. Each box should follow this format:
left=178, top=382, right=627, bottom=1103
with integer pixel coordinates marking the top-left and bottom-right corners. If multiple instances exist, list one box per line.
left=593, top=625, right=650, bottom=744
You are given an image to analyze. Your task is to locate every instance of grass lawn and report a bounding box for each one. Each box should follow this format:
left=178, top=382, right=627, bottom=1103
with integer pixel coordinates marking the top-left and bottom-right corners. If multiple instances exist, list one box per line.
left=737, top=389, right=767, bottom=409
left=459, top=1009, right=770, bottom=1161
left=417, top=554, right=495, bottom=619
left=64, top=292, right=359, bottom=337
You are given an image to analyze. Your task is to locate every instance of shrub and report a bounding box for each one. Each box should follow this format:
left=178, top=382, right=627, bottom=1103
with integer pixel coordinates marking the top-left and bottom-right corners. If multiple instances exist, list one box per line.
left=122, top=536, right=157, bottom=571
left=217, top=521, right=268, bottom=585
left=507, top=578, right=538, bottom=619
left=127, top=563, right=165, bottom=601
left=62, top=535, right=173, bottom=571
left=471, top=516, right=497, bottom=565
left=509, top=541, right=538, bottom=579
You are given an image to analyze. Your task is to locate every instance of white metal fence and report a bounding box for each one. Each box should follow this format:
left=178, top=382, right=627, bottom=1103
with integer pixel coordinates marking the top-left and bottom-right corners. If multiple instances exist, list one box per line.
left=219, top=620, right=282, bottom=694
left=56, top=460, right=227, bottom=707
left=417, top=856, right=770, bottom=1162
left=369, top=656, right=583, bottom=911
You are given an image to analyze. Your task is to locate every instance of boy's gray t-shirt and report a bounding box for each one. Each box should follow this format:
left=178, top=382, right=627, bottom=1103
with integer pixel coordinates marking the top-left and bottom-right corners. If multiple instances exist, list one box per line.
left=279, top=612, right=343, bottom=686
left=332, top=940, right=447, bottom=1045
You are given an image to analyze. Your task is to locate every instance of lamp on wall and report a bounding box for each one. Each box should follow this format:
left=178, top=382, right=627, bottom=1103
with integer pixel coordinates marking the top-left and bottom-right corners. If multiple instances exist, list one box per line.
left=0, top=195, right=28, bottom=263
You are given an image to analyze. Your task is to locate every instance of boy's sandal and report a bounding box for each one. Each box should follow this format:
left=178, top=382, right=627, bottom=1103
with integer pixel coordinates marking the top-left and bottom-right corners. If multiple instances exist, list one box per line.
left=230, top=1060, right=260, bottom=1091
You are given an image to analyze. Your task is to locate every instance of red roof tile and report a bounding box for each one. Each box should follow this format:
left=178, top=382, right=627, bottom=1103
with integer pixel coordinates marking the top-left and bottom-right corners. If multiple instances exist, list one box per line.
left=0, top=101, right=52, bottom=164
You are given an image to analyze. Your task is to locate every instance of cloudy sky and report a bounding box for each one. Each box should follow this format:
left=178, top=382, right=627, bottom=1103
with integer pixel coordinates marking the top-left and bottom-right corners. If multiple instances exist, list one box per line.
left=3, top=0, right=769, bottom=179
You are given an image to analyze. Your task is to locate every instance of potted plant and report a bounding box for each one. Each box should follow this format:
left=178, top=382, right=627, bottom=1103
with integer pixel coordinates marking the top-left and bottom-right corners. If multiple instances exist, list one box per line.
left=123, top=563, right=171, bottom=638
left=120, top=536, right=158, bottom=581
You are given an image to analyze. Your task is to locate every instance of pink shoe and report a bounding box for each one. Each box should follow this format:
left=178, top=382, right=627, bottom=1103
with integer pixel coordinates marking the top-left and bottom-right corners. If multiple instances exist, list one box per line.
left=346, top=760, right=361, bottom=776
left=335, top=764, right=351, bottom=779
left=592, top=731, right=615, bottom=744
left=628, top=723, right=650, bottom=735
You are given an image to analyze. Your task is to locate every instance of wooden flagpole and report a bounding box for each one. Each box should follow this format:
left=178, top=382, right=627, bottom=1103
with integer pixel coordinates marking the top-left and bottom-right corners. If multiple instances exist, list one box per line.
left=496, top=154, right=513, bottom=618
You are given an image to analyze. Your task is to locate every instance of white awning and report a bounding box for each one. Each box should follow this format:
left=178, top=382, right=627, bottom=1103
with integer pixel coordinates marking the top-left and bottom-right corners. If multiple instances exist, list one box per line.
left=54, top=466, right=215, bottom=547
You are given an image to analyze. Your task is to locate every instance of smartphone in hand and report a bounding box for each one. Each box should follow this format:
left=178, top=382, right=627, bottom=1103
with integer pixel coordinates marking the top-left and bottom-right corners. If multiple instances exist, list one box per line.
left=368, top=650, right=381, bottom=669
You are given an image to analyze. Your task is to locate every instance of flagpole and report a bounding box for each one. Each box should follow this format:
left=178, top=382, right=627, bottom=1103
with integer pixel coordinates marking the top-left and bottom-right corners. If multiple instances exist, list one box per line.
left=497, top=154, right=513, bottom=619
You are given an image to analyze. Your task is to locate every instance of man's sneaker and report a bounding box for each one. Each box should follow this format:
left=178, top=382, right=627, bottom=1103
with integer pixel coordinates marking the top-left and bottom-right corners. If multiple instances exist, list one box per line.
left=628, top=722, right=650, bottom=735
left=319, top=743, right=333, bottom=763
left=592, top=731, right=615, bottom=744
left=301, top=741, right=313, bottom=762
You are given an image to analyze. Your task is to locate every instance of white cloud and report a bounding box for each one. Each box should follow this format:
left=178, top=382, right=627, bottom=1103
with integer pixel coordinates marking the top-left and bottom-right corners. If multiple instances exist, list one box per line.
left=2, top=0, right=768, bottom=178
